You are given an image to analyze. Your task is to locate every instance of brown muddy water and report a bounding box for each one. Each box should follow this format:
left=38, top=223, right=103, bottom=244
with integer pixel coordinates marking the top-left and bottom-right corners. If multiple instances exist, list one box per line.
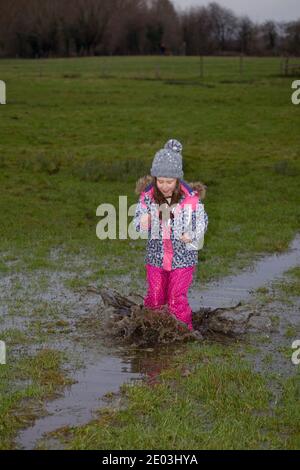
left=1, top=234, right=300, bottom=449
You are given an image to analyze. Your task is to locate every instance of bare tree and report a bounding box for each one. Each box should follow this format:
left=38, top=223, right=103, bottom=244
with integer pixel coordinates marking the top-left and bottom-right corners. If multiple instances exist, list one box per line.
left=121, top=0, right=149, bottom=55
left=237, top=16, right=255, bottom=54
left=207, top=1, right=238, bottom=52
left=181, top=6, right=213, bottom=55
left=68, top=0, right=113, bottom=56
left=283, top=20, right=300, bottom=56
left=0, top=0, right=298, bottom=58
left=146, top=0, right=182, bottom=54
left=261, top=20, right=279, bottom=55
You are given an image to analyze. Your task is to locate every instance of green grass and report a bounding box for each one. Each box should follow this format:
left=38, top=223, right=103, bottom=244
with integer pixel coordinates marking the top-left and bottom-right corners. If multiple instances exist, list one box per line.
left=0, top=348, right=72, bottom=449
left=274, top=267, right=300, bottom=298
left=253, top=266, right=300, bottom=306
left=1, top=55, right=300, bottom=449
left=0, top=56, right=300, bottom=284
left=50, top=343, right=299, bottom=450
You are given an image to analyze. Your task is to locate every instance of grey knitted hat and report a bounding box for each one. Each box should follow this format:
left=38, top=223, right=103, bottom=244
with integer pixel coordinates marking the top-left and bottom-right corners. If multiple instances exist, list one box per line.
left=150, top=139, right=183, bottom=179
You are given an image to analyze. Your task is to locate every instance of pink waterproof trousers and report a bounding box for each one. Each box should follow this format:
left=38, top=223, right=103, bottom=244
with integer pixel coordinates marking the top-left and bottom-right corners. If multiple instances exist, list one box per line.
left=144, top=264, right=196, bottom=331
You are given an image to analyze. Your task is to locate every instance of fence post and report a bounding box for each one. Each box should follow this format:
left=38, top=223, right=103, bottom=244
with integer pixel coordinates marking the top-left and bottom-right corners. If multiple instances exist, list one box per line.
left=239, top=54, right=244, bottom=75
left=280, top=57, right=284, bottom=75
left=155, top=62, right=161, bottom=80
left=101, top=58, right=107, bottom=78
left=284, top=57, right=289, bottom=76
left=199, top=56, right=204, bottom=79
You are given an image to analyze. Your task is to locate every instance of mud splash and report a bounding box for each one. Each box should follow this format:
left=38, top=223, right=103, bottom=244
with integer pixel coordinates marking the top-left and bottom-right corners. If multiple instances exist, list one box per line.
left=97, top=286, right=245, bottom=342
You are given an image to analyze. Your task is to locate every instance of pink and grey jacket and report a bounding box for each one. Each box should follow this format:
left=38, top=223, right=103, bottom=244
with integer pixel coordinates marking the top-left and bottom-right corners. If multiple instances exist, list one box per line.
left=133, top=176, right=208, bottom=270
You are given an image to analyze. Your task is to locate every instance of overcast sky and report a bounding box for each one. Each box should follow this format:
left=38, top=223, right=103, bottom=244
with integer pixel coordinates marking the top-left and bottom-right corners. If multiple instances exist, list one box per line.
left=171, top=0, right=300, bottom=22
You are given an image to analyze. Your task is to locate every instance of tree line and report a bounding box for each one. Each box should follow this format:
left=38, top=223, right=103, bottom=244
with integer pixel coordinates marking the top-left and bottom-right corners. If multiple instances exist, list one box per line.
left=0, top=0, right=299, bottom=58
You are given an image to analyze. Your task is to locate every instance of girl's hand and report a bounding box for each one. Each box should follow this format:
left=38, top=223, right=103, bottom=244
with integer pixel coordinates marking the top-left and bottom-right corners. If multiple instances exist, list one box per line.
left=180, top=233, right=192, bottom=243
left=140, top=213, right=151, bottom=230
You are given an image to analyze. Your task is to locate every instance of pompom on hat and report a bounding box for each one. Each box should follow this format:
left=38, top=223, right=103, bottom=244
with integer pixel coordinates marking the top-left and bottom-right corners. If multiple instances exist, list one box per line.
left=150, top=139, right=184, bottom=179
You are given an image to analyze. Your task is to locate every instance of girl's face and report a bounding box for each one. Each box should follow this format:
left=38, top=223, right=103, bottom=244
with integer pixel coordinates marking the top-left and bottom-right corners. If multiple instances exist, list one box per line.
left=156, top=177, right=177, bottom=197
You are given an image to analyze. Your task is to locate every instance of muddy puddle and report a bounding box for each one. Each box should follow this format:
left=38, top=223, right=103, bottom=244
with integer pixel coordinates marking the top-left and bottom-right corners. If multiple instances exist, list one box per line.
left=16, top=342, right=180, bottom=450
left=1, top=235, right=300, bottom=449
left=17, top=345, right=179, bottom=450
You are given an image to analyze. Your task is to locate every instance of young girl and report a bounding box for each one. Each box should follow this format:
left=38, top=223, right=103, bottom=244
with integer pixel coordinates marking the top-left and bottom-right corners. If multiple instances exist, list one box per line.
left=134, top=139, right=208, bottom=332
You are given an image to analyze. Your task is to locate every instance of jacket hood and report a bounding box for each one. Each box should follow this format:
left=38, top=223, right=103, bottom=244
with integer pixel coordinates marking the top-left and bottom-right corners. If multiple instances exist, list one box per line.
left=135, top=175, right=207, bottom=200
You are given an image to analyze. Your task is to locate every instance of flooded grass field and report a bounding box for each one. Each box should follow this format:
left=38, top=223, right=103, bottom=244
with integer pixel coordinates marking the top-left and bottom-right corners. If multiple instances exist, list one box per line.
left=0, top=56, right=299, bottom=449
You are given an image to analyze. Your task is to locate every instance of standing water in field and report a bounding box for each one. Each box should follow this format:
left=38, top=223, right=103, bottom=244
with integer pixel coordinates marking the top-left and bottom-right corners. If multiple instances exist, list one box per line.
left=11, top=233, right=300, bottom=449
left=189, top=234, right=300, bottom=310
left=16, top=344, right=178, bottom=450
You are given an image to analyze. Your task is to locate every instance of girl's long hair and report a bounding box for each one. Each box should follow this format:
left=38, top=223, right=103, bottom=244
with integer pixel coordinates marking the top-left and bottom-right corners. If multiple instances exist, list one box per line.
left=152, top=177, right=184, bottom=207
left=153, top=176, right=184, bottom=205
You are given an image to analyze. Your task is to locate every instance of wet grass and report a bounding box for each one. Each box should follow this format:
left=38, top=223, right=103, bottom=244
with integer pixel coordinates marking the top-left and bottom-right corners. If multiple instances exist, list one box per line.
left=50, top=343, right=300, bottom=450
left=0, top=56, right=300, bottom=285
left=0, top=289, right=83, bottom=448
left=0, top=348, right=73, bottom=450
left=1, top=56, right=300, bottom=449
left=253, top=266, right=300, bottom=306
left=273, top=267, right=300, bottom=299
left=40, top=266, right=300, bottom=450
